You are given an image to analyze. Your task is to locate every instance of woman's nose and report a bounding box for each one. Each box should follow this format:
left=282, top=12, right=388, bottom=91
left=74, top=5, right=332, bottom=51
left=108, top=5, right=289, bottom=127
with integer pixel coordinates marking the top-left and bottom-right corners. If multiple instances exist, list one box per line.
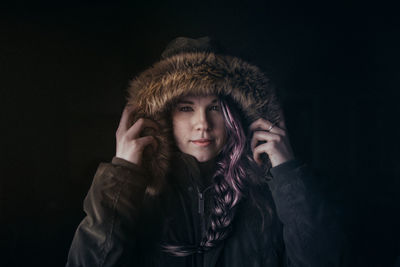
left=194, top=110, right=211, bottom=131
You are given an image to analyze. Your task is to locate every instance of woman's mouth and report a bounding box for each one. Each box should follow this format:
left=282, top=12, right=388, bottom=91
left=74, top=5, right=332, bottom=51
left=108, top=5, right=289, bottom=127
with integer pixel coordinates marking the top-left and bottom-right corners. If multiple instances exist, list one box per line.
left=192, top=139, right=212, bottom=147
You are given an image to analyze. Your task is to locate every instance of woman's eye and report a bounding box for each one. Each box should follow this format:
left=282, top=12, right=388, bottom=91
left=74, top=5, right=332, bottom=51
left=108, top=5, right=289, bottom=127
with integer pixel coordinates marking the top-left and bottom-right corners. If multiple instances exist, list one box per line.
left=209, top=105, right=220, bottom=111
left=179, top=106, right=193, bottom=112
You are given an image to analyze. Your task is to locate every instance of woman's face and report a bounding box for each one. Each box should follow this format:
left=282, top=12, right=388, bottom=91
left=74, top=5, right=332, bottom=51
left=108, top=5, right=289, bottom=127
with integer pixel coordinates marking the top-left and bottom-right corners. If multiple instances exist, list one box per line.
left=172, top=94, right=227, bottom=162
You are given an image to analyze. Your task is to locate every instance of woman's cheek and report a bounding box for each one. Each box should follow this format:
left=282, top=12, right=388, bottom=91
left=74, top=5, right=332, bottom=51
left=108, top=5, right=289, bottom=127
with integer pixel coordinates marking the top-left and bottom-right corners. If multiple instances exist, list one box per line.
left=216, top=117, right=227, bottom=144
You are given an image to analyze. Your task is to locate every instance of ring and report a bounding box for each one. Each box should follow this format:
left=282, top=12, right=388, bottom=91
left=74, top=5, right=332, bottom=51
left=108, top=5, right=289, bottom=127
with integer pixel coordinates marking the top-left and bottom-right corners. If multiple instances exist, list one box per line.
left=267, top=123, right=275, bottom=132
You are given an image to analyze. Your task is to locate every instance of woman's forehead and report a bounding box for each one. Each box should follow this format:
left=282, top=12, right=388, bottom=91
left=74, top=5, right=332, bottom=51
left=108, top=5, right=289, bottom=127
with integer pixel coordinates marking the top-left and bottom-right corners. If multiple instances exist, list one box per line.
left=177, top=94, right=219, bottom=103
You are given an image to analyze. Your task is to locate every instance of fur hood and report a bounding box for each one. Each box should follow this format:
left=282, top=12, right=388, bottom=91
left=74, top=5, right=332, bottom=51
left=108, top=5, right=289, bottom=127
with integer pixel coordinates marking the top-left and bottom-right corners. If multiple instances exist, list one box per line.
left=126, top=51, right=281, bottom=195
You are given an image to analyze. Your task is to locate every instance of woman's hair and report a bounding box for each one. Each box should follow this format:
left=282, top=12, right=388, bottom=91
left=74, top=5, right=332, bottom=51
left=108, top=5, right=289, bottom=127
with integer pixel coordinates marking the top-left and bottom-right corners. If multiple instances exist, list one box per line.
left=162, top=96, right=272, bottom=256
left=199, top=96, right=249, bottom=251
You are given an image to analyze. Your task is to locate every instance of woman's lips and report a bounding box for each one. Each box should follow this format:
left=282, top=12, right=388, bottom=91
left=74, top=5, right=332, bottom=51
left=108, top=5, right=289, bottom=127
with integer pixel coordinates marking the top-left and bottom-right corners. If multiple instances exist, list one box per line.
left=192, top=139, right=212, bottom=147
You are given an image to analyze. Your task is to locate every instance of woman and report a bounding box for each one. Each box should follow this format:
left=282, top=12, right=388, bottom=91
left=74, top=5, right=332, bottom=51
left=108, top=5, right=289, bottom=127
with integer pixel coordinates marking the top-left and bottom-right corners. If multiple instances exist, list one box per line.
left=66, top=37, right=345, bottom=266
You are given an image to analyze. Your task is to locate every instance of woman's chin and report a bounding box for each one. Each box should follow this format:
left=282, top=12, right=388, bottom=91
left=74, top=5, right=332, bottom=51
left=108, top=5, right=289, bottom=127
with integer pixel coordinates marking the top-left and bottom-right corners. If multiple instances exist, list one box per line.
left=192, top=152, right=216, bottom=163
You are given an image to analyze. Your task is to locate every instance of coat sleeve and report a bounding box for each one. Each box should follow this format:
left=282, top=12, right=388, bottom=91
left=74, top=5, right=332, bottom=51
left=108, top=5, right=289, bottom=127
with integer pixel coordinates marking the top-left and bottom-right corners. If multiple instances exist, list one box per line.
left=66, top=158, right=150, bottom=267
left=268, top=160, right=348, bottom=267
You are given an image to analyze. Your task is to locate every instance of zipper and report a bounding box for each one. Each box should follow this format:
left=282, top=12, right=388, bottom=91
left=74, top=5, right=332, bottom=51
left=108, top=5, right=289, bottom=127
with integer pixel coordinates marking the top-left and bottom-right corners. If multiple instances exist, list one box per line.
left=197, top=185, right=213, bottom=235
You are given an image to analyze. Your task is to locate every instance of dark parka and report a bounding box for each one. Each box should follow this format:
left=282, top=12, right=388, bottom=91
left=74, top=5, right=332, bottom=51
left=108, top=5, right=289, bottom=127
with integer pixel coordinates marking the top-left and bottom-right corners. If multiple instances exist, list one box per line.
left=66, top=37, right=346, bottom=267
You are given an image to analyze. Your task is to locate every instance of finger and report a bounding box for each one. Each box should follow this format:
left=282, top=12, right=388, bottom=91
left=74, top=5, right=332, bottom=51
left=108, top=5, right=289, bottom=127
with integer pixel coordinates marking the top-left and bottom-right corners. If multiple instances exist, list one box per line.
left=117, top=105, right=137, bottom=133
left=249, top=118, right=270, bottom=132
left=253, top=142, right=271, bottom=165
left=249, top=118, right=285, bottom=135
left=251, top=131, right=280, bottom=152
left=134, top=135, right=158, bottom=152
left=126, top=118, right=160, bottom=140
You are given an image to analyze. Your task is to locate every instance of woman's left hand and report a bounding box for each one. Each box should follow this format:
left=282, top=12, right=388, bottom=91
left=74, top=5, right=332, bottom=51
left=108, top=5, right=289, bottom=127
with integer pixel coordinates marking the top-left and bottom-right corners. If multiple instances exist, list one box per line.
left=250, top=117, right=294, bottom=168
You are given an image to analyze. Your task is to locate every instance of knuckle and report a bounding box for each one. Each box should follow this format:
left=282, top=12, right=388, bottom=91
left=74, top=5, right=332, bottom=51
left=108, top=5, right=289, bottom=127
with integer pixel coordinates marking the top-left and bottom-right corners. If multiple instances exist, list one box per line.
left=131, top=139, right=143, bottom=152
left=254, top=118, right=262, bottom=125
left=136, top=118, right=145, bottom=126
left=131, top=139, right=139, bottom=147
left=251, top=119, right=261, bottom=128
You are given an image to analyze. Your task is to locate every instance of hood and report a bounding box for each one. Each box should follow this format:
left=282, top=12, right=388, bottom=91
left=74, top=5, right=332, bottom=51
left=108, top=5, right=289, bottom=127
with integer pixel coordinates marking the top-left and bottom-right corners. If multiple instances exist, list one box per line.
left=126, top=51, right=282, bottom=195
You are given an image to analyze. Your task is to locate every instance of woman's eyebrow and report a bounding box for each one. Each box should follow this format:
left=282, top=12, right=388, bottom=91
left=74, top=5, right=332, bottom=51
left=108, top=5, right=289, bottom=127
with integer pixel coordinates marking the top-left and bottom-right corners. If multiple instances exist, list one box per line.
left=177, top=98, right=218, bottom=104
left=207, top=99, right=219, bottom=105
left=177, top=100, right=194, bottom=104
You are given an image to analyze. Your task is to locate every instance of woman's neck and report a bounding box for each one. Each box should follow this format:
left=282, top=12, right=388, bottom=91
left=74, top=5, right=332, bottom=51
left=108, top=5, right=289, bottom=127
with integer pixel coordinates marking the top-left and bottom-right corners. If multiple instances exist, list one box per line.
left=198, top=158, right=217, bottom=187
left=177, top=151, right=218, bottom=188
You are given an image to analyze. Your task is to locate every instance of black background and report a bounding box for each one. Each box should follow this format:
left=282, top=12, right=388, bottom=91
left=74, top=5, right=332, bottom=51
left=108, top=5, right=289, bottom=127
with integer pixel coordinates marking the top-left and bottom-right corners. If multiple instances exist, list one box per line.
left=1, top=0, right=399, bottom=266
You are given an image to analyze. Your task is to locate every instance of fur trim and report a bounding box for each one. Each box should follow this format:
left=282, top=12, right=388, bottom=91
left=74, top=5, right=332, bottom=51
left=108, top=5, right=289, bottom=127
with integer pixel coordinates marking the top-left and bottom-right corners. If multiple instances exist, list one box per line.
left=127, top=52, right=281, bottom=195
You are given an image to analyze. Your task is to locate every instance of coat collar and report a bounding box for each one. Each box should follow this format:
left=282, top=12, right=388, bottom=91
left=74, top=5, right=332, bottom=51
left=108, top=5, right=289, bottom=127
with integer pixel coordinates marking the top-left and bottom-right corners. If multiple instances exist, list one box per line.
left=171, top=152, right=217, bottom=191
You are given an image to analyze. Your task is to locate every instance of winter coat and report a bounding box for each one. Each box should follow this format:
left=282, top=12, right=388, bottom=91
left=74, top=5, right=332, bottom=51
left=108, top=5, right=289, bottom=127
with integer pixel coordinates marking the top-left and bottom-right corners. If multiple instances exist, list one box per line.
left=66, top=152, right=345, bottom=267
left=66, top=39, right=347, bottom=266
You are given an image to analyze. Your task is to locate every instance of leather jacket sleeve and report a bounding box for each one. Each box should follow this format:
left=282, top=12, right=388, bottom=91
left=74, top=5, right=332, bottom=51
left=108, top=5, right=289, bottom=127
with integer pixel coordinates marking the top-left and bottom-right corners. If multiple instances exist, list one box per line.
left=268, top=160, right=347, bottom=267
left=66, top=158, right=149, bottom=267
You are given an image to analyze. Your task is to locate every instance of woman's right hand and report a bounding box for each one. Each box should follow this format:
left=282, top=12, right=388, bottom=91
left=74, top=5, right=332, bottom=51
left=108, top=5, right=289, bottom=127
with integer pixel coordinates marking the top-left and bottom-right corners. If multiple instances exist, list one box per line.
left=115, top=105, right=159, bottom=166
